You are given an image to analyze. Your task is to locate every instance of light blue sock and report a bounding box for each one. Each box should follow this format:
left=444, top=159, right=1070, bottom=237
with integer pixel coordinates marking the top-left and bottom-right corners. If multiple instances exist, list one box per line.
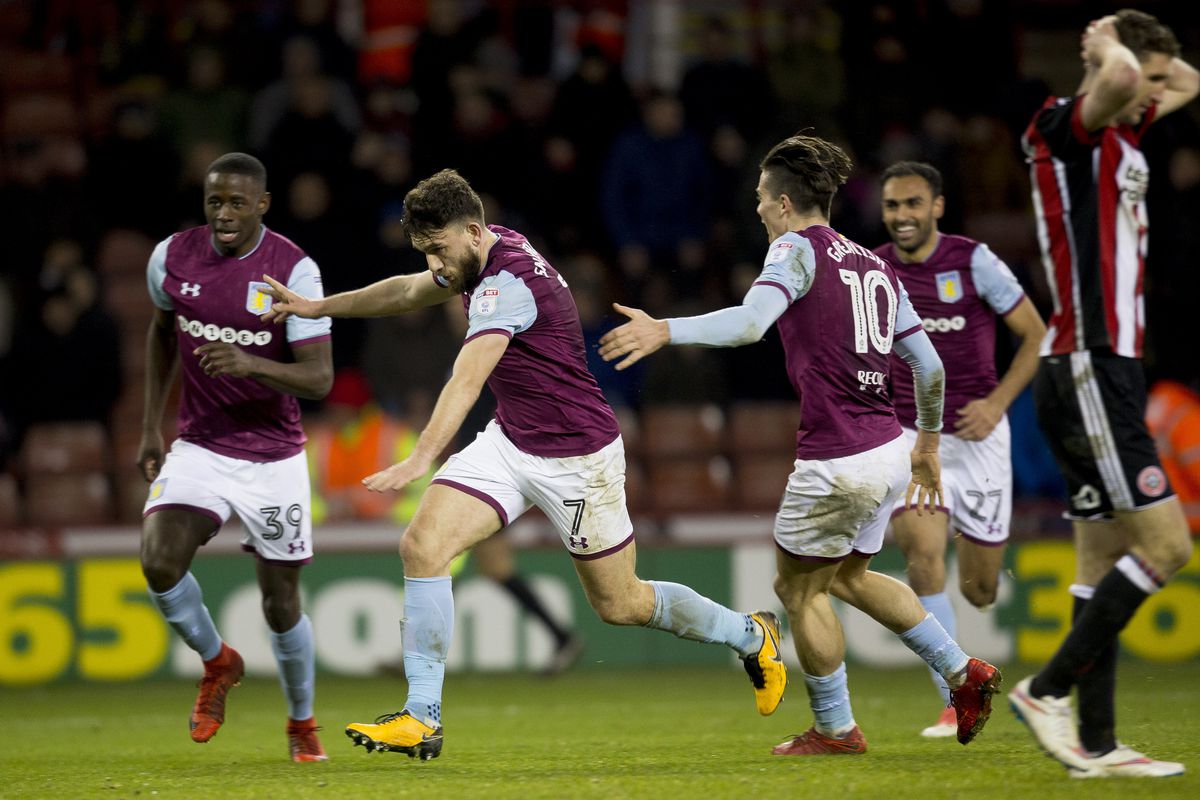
left=899, top=612, right=968, bottom=685
left=918, top=593, right=955, bottom=704
left=645, top=581, right=760, bottom=656
left=402, top=576, right=453, bottom=725
left=150, top=572, right=222, bottom=661
left=270, top=614, right=315, bottom=720
left=804, top=663, right=856, bottom=737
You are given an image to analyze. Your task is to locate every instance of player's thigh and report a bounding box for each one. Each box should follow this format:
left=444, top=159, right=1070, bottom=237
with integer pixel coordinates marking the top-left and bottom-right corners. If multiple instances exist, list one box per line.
left=402, top=483, right=506, bottom=576
left=224, top=450, right=316, bottom=564
left=426, top=419, right=532, bottom=539
left=943, top=421, right=1012, bottom=546
left=573, top=539, right=655, bottom=625
left=1072, top=519, right=1130, bottom=585
left=143, top=439, right=233, bottom=530
left=525, top=434, right=634, bottom=559
left=775, top=435, right=910, bottom=560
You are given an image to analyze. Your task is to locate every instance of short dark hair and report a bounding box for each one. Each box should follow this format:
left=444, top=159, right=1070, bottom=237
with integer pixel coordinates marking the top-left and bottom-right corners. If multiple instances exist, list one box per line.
left=206, top=152, right=267, bottom=188
left=1115, top=9, right=1180, bottom=60
left=758, top=134, right=852, bottom=216
left=880, top=161, right=944, bottom=198
left=401, top=169, right=485, bottom=241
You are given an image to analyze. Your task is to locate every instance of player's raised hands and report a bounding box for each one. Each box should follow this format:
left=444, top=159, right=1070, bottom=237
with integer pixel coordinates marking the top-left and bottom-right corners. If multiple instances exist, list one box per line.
left=1082, top=15, right=1120, bottom=68
left=598, top=303, right=670, bottom=371
left=259, top=274, right=322, bottom=323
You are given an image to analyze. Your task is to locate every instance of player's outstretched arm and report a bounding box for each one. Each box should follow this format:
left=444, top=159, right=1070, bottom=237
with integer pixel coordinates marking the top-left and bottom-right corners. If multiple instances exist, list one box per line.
left=139, top=308, right=179, bottom=482
left=597, top=303, right=670, bottom=371
left=260, top=272, right=455, bottom=323
left=363, top=332, right=508, bottom=493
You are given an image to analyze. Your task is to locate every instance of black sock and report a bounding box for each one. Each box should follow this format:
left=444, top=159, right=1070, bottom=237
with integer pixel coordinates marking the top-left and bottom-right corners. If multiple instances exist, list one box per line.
left=1072, top=594, right=1118, bottom=755
left=1031, top=563, right=1150, bottom=698
left=499, top=575, right=570, bottom=646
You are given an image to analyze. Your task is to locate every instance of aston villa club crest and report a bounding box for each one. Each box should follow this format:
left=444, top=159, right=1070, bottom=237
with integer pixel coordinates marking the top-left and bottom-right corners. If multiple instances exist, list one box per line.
left=246, top=281, right=273, bottom=314
left=935, top=271, right=962, bottom=303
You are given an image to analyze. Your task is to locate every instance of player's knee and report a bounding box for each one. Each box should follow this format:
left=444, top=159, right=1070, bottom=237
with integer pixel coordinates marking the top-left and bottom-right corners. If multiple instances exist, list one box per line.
left=1157, top=533, right=1194, bottom=577
left=961, top=577, right=998, bottom=609
left=140, top=550, right=185, bottom=593
left=588, top=591, right=643, bottom=626
left=261, top=591, right=301, bottom=632
left=399, top=527, right=446, bottom=575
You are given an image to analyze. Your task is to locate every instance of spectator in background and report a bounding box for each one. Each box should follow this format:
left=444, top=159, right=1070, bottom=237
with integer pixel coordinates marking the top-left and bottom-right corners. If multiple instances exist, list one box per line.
left=157, top=46, right=248, bottom=156
left=88, top=97, right=180, bottom=237
left=601, top=91, right=713, bottom=304
left=766, top=7, right=847, bottom=140
left=679, top=15, right=774, bottom=146
left=0, top=241, right=121, bottom=453
left=248, top=35, right=361, bottom=154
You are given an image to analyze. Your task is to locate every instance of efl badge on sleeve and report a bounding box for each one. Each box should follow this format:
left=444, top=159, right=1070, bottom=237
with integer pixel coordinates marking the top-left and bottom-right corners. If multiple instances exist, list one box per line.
left=246, top=281, right=273, bottom=315
left=474, top=287, right=500, bottom=316
left=935, top=271, right=962, bottom=303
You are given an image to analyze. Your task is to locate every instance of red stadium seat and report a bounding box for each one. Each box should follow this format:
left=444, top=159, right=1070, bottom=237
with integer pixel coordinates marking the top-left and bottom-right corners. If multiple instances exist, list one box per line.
left=97, top=229, right=156, bottom=278
left=0, top=48, right=74, bottom=92
left=25, top=472, right=114, bottom=525
left=640, top=404, right=725, bottom=458
left=0, top=471, right=21, bottom=527
left=732, top=454, right=795, bottom=512
left=2, top=91, right=78, bottom=137
left=727, top=401, right=800, bottom=456
left=19, top=421, right=109, bottom=474
left=645, top=456, right=733, bottom=515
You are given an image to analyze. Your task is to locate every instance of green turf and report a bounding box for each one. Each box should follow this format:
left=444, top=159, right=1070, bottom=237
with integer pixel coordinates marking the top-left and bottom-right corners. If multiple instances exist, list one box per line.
left=2, top=662, right=1197, bottom=799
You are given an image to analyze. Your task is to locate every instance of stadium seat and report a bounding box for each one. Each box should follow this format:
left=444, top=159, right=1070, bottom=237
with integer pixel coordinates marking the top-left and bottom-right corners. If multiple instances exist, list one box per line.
left=97, top=229, right=156, bottom=278
left=0, top=471, right=21, bottom=527
left=19, top=421, right=109, bottom=474
left=0, top=48, right=74, bottom=92
left=732, top=454, right=796, bottom=512
left=640, top=404, right=725, bottom=458
left=1, top=91, right=78, bottom=137
left=645, top=456, right=733, bottom=515
left=24, top=472, right=114, bottom=525
left=727, top=401, right=800, bottom=456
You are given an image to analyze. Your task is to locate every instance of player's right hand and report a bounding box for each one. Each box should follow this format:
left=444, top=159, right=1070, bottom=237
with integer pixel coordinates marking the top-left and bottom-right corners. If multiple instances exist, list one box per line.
left=137, top=434, right=165, bottom=482
left=259, top=274, right=320, bottom=322
left=906, top=449, right=944, bottom=515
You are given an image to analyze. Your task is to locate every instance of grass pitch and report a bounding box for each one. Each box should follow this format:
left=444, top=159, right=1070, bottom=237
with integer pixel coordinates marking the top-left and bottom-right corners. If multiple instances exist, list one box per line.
left=2, top=662, right=1197, bottom=799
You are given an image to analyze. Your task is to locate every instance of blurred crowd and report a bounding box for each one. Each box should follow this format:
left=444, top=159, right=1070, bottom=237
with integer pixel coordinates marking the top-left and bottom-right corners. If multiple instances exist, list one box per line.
left=1, top=0, right=1198, bottom=528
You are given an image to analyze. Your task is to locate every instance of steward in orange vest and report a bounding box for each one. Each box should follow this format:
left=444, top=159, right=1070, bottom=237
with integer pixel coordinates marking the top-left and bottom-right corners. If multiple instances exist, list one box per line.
left=1146, top=379, right=1200, bottom=534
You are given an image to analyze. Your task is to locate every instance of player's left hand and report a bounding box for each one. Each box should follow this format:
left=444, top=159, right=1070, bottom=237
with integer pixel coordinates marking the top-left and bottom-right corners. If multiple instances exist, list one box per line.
left=195, top=342, right=257, bottom=378
left=954, top=397, right=1003, bottom=441
left=362, top=455, right=431, bottom=493
left=906, top=437, right=944, bottom=515
left=597, top=303, right=670, bottom=370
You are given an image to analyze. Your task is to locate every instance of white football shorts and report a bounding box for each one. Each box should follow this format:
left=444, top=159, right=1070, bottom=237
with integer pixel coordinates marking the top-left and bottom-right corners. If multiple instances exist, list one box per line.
left=892, top=417, right=1012, bottom=545
left=775, top=433, right=910, bottom=561
left=431, top=420, right=634, bottom=559
left=144, top=439, right=315, bottom=564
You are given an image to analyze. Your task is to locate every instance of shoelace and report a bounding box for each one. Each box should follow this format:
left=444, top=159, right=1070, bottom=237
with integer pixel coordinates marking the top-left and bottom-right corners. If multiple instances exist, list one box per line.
left=373, top=711, right=409, bottom=725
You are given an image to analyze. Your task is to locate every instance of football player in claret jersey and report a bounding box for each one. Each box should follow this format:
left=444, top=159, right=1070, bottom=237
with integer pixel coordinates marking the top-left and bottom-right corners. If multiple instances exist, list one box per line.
left=262, top=168, right=785, bottom=761
left=138, top=153, right=333, bottom=762
left=1009, top=10, right=1198, bottom=778
left=875, top=161, right=1046, bottom=738
left=600, top=134, right=1001, bottom=755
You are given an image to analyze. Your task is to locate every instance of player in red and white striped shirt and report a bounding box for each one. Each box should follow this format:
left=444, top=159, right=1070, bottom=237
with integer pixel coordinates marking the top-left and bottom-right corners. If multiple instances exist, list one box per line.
left=1012, top=10, right=1198, bottom=779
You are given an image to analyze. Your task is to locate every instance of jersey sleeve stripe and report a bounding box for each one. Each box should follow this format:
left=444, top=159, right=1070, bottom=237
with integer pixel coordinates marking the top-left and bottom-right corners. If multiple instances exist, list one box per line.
left=289, top=333, right=332, bottom=348
left=464, top=328, right=514, bottom=345
left=752, top=280, right=795, bottom=303
left=894, top=322, right=923, bottom=341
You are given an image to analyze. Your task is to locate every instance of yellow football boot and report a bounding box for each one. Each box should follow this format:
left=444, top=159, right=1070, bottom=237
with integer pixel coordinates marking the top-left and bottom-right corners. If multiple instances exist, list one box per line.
left=345, top=711, right=443, bottom=760
left=743, top=611, right=787, bottom=715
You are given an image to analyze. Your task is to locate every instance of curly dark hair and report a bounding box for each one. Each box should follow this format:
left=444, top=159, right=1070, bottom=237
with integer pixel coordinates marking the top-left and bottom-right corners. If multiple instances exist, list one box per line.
left=759, top=134, right=852, bottom=217
left=1115, top=9, right=1180, bottom=60
left=206, top=152, right=267, bottom=189
left=401, top=169, right=485, bottom=242
left=880, top=161, right=944, bottom=198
